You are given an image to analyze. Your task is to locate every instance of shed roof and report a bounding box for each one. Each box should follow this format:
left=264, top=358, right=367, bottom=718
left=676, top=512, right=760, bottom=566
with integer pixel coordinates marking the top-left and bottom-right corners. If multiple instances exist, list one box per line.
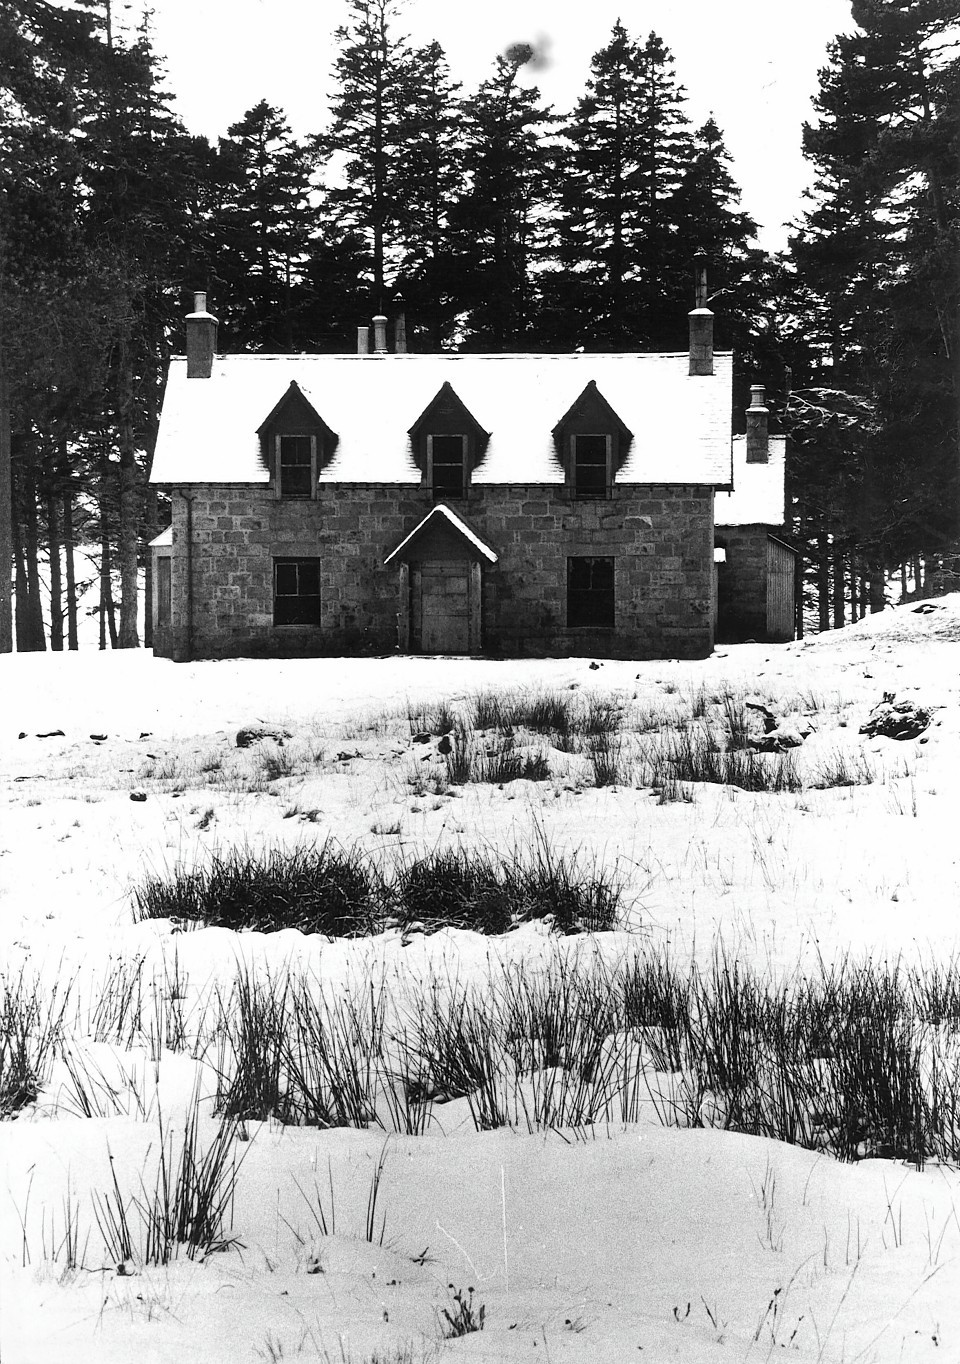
left=715, top=434, right=787, bottom=527
left=151, top=351, right=734, bottom=488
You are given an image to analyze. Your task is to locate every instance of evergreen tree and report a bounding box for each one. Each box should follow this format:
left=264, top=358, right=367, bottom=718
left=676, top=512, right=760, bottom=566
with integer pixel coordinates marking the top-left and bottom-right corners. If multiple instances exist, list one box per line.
left=551, top=22, right=646, bottom=347
left=452, top=47, right=557, bottom=350
left=788, top=0, right=960, bottom=614
left=213, top=101, right=317, bottom=350
left=391, top=40, right=464, bottom=347
left=321, top=0, right=418, bottom=307
left=632, top=32, right=696, bottom=348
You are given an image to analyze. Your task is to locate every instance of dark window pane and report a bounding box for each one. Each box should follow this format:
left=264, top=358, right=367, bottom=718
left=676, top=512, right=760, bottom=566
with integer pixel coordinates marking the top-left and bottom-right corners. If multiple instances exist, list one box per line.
left=431, top=435, right=465, bottom=497
left=567, top=556, right=615, bottom=628
left=575, top=434, right=607, bottom=464
left=280, top=436, right=313, bottom=497
left=274, top=558, right=321, bottom=626
left=432, top=435, right=465, bottom=462
left=573, top=434, right=608, bottom=498
left=275, top=562, right=299, bottom=596
left=298, top=560, right=320, bottom=595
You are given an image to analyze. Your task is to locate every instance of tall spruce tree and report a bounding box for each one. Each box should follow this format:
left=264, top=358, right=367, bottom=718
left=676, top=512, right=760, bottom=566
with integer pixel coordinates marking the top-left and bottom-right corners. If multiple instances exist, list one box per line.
left=452, top=47, right=557, bottom=350
left=214, top=101, right=317, bottom=350
left=321, top=0, right=417, bottom=309
left=789, top=0, right=960, bottom=614
left=551, top=22, right=646, bottom=348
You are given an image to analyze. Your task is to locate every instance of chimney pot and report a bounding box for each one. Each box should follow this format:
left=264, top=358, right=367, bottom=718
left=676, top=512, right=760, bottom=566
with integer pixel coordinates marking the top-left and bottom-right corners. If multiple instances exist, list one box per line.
left=395, top=312, right=407, bottom=354
left=746, top=383, right=769, bottom=464
left=688, top=255, right=714, bottom=377
left=186, top=291, right=218, bottom=379
left=372, top=314, right=388, bottom=354
left=357, top=325, right=370, bottom=355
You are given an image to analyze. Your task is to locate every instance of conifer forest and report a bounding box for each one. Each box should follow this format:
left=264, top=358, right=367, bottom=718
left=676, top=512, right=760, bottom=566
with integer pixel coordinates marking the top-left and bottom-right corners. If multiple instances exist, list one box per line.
left=1, top=0, right=958, bottom=651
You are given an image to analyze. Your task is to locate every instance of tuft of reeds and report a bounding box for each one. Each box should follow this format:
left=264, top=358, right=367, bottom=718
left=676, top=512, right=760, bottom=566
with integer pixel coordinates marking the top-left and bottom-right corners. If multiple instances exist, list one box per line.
left=0, top=968, right=72, bottom=1116
left=133, top=843, right=382, bottom=937
left=92, top=1091, right=248, bottom=1266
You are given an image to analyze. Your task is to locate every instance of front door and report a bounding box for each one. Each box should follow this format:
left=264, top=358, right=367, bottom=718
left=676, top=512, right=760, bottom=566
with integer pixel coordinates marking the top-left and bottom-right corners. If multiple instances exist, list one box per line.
left=415, top=561, right=471, bottom=653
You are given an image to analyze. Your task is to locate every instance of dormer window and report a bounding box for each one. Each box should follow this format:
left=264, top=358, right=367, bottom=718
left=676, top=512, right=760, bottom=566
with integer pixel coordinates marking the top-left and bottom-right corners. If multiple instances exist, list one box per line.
left=428, top=435, right=467, bottom=498
left=552, top=381, right=633, bottom=501
left=257, top=381, right=338, bottom=500
left=278, top=435, right=315, bottom=498
left=409, top=383, right=490, bottom=501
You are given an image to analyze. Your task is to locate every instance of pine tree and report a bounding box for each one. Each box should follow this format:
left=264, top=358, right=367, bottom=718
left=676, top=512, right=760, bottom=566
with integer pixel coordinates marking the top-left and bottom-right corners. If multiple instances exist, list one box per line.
left=551, top=22, right=646, bottom=348
left=788, top=1, right=960, bottom=613
left=214, top=101, right=317, bottom=350
left=391, top=40, right=464, bottom=347
left=321, top=0, right=418, bottom=308
left=452, top=47, right=557, bottom=350
left=632, top=32, right=695, bottom=348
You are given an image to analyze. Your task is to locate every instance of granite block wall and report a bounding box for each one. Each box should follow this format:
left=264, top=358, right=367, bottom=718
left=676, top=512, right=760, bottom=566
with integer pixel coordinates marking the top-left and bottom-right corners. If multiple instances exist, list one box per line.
left=715, top=524, right=768, bottom=641
left=159, top=482, right=715, bottom=660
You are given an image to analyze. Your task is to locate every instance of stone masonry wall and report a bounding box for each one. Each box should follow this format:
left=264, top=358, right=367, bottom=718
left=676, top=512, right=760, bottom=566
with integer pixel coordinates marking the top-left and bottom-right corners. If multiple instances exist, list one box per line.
left=161, top=483, right=715, bottom=661
left=715, top=524, right=767, bottom=642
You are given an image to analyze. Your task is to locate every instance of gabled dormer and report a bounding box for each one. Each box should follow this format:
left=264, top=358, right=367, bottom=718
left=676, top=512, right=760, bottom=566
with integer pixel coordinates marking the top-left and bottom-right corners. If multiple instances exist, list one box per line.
left=551, top=381, right=633, bottom=499
left=408, top=382, right=490, bottom=499
left=257, top=381, right=339, bottom=499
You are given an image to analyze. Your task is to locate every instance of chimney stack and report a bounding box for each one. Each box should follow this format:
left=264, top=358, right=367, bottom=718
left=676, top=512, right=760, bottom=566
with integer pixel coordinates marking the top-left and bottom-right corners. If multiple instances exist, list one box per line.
left=688, top=254, right=714, bottom=377
left=186, top=291, right=218, bottom=379
left=394, top=306, right=407, bottom=354
left=745, top=383, right=769, bottom=463
left=372, top=314, right=388, bottom=354
left=357, top=325, right=370, bottom=355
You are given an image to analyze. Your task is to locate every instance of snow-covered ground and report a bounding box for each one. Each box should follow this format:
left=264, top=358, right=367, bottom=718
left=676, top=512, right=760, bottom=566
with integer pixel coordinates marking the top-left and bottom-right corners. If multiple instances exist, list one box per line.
left=2, top=598, right=960, bottom=1363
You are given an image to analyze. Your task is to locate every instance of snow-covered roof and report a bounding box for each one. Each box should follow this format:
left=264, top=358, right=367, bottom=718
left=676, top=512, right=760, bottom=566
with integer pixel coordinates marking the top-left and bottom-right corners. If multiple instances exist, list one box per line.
left=149, top=526, right=173, bottom=548
left=151, top=351, right=734, bottom=488
left=384, top=504, right=499, bottom=565
left=715, top=434, right=787, bottom=527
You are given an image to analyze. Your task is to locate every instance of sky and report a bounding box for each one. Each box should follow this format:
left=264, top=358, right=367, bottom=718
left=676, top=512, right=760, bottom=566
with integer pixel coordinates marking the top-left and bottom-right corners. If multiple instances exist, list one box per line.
left=134, top=0, right=856, bottom=252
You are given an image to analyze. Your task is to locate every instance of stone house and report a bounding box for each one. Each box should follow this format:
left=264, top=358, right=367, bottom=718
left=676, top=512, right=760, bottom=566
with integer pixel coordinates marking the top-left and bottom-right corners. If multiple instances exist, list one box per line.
left=149, top=289, right=777, bottom=661
left=714, top=385, right=797, bottom=643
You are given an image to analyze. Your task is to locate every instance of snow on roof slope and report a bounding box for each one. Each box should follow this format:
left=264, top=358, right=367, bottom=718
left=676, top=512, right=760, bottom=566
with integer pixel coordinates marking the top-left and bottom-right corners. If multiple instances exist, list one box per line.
left=148, top=526, right=173, bottom=547
left=715, top=433, right=787, bottom=526
left=383, top=503, right=499, bottom=564
left=151, top=351, right=734, bottom=488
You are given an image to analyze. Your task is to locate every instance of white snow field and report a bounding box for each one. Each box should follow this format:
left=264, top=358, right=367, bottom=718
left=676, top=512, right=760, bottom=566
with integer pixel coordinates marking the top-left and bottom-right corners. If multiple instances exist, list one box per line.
left=2, top=598, right=960, bottom=1364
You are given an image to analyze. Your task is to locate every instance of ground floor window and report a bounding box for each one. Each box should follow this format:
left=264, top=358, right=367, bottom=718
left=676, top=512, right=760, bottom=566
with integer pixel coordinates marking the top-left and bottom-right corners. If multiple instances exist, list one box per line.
left=567, top=556, right=615, bottom=628
left=274, top=557, right=321, bottom=626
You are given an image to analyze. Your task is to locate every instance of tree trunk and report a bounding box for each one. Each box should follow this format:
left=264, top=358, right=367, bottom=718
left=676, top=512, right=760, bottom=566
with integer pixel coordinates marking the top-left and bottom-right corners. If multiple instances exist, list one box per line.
left=868, top=560, right=886, bottom=613
left=817, top=529, right=831, bottom=632
left=117, top=339, right=140, bottom=647
left=0, top=336, right=12, bottom=654
left=46, top=486, right=63, bottom=649
left=13, top=439, right=45, bottom=650
left=832, top=549, right=845, bottom=628
left=63, top=483, right=78, bottom=650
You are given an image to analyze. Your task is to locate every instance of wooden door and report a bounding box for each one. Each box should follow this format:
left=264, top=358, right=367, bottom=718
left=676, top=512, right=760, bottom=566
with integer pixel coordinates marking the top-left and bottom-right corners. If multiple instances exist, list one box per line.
left=415, top=561, right=471, bottom=653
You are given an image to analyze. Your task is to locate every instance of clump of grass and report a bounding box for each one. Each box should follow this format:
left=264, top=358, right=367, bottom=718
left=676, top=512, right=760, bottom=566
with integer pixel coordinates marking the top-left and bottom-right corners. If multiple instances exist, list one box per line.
left=443, top=731, right=550, bottom=785
left=394, top=842, right=621, bottom=936
left=407, top=700, right=456, bottom=737
left=809, top=748, right=877, bottom=789
left=1, top=969, right=73, bottom=1116
left=395, top=849, right=511, bottom=934
left=133, top=843, right=381, bottom=937
left=260, top=745, right=298, bottom=782
left=586, top=732, right=627, bottom=787
left=93, top=1091, right=247, bottom=1266
left=645, top=728, right=803, bottom=793
left=215, top=967, right=295, bottom=1122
